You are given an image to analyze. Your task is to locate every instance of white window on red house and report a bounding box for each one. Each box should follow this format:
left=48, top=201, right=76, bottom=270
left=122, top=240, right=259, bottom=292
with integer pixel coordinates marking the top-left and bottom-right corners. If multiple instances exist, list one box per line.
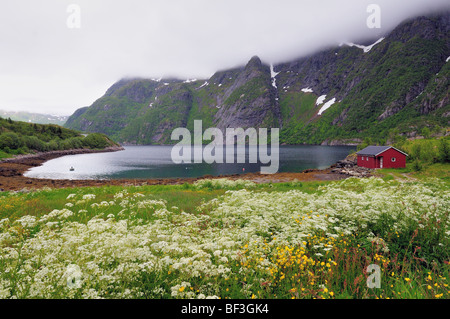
left=391, top=157, right=396, bottom=162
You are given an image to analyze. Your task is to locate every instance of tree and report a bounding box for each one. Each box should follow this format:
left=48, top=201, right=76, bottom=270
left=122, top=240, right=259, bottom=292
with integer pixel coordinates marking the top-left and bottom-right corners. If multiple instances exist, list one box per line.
left=23, top=135, right=47, bottom=152
left=421, top=127, right=431, bottom=139
left=438, top=139, right=450, bottom=163
left=47, top=139, right=60, bottom=151
left=412, top=158, right=422, bottom=171
left=431, top=125, right=442, bottom=136
left=411, top=143, right=422, bottom=161
left=0, top=132, right=23, bottom=150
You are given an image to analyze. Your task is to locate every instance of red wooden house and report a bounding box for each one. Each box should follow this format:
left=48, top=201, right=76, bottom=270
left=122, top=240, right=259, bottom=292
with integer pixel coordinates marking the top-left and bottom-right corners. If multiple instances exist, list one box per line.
left=357, top=146, right=408, bottom=169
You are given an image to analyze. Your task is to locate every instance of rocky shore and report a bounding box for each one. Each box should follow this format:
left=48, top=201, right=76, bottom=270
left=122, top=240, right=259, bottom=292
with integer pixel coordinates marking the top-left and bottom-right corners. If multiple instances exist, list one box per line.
left=0, top=148, right=372, bottom=192
left=330, top=157, right=373, bottom=178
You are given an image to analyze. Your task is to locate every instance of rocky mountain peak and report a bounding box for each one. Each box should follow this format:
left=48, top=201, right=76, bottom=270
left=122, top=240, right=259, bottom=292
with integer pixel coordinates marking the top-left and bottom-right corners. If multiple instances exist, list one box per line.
left=245, top=56, right=263, bottom=69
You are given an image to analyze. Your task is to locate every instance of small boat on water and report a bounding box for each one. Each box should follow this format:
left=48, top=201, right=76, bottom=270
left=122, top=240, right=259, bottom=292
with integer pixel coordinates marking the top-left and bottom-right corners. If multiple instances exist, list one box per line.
left=70, top=167, right=75, bottom=171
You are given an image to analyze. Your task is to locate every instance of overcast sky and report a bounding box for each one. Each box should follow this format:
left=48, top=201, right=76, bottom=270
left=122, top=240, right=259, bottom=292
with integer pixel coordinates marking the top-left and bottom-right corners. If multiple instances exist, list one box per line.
left=0, top=0, right=448, bottom=115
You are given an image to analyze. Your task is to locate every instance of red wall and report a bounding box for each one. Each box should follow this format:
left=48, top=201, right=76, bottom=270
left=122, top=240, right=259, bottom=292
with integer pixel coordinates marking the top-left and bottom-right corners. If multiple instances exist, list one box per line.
left=357, top=148, right=406, bottom=169
left=380, top=148, right=406, bottom=168
left=358, top=155, right=377, bottom=168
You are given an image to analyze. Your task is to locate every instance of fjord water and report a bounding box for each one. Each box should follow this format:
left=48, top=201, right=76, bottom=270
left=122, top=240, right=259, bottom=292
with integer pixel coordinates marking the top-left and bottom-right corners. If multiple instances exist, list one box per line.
left=24, top=145, right=355, bottom=180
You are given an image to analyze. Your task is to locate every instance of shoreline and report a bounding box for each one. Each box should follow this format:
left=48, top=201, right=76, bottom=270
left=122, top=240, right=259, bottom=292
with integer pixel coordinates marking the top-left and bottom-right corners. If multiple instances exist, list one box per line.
left=0, top=146, right=125, bottom=164
left=0, top=147, right=360, bottom=191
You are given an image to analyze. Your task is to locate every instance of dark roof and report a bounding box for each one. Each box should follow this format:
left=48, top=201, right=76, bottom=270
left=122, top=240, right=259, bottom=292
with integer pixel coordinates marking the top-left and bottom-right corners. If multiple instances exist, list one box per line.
left=357, top=146, right=408, bottom=156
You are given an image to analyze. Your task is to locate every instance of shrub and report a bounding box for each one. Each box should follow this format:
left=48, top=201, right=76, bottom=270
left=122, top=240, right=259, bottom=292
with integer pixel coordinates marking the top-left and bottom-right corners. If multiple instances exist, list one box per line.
left=22, top=135, right=48, bottom=152
left=438, top=139, right=450, bottom=163
left=193, top=178, right=256, bottom=190
left=82, top=133, right=110, bottom=149
left=47, top=139, right=60, bottom=151
left=412, top=159, right=422, bottom=171
left=0, top=132, right=23, bottom=150
left=60, top=137, right=84, bottom=150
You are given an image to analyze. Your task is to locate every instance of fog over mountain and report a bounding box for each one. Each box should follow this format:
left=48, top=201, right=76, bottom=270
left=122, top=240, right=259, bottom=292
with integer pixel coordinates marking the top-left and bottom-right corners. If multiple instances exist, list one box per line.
left=0, top=0, right=449, bottom=115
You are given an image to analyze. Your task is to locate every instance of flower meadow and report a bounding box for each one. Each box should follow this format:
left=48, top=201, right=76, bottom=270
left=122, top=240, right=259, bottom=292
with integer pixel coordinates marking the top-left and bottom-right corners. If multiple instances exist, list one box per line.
left=0, top=177, right=449, bottom=299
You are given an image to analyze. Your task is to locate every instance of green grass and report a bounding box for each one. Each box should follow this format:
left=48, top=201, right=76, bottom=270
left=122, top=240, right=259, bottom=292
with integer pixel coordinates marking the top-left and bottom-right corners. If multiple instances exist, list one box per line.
left=375, top=162, right=450, bottom=183
left=279, top=91, right=318, bottom=126
left=0, top=185, right=225, bottom=223
left=0, top=181, right=326, bottom=224
left=0, top=150, right=13, bottom=160
left=410, top=163, right=450, bottom=181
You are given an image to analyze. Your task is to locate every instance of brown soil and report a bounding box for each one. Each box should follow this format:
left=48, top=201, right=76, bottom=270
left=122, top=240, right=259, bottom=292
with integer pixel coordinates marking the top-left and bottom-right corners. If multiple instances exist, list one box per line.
left=0, top=149, right=350, bottom=191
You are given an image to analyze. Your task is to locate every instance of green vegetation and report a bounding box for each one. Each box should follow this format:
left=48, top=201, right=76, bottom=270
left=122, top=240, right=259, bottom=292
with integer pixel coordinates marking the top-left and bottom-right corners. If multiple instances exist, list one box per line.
left=394, top=137, right=450, bottom=164
left=282, top=37, right=449, bottom=145
left=0, top=172, right=448, bottom=299
left=65, top=62, right=279, bottom=145
left=0, top=117, right=119, bottom=159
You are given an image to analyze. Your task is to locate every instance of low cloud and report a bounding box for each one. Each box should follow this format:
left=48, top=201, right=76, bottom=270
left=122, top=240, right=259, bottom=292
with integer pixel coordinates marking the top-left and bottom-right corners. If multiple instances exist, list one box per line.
left=0, top=0, right=448, bottom=115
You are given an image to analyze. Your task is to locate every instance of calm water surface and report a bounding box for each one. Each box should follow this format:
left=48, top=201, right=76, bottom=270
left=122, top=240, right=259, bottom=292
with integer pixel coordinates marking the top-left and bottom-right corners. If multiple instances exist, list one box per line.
left=24, top=145, right=355, bottom=180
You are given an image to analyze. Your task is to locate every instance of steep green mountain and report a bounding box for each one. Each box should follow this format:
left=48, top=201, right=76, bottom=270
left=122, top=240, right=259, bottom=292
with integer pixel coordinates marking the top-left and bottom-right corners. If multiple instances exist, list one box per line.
left=66, top=56, right=280, bottom=145
left=0, top=117, right=120, bottom=159
left=65, top=12, right=450, bottom=145
left=0, top=110, right=68, bottom=125
left=277, top=13, right=450, bottom=145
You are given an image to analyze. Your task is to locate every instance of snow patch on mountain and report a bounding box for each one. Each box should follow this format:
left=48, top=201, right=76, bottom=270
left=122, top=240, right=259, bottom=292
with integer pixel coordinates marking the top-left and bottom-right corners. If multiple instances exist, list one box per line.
left=316, top=95, right=327, bottom=105
left=270, top=64, right=280, bottom=89
left=345, top=37, right=385, bottom=53
left=318, top=98, right=336, bottom=115
left=197, top=81, right=209, bottom=89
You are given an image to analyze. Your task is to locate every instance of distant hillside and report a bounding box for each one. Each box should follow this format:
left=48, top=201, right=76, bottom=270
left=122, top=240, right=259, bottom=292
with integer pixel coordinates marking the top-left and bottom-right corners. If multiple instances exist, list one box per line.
left=65, top=12, right=450, bottom=145
left=0, top=117, right=120, bottom=159
left=0, top=110, right=68, bottom=126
